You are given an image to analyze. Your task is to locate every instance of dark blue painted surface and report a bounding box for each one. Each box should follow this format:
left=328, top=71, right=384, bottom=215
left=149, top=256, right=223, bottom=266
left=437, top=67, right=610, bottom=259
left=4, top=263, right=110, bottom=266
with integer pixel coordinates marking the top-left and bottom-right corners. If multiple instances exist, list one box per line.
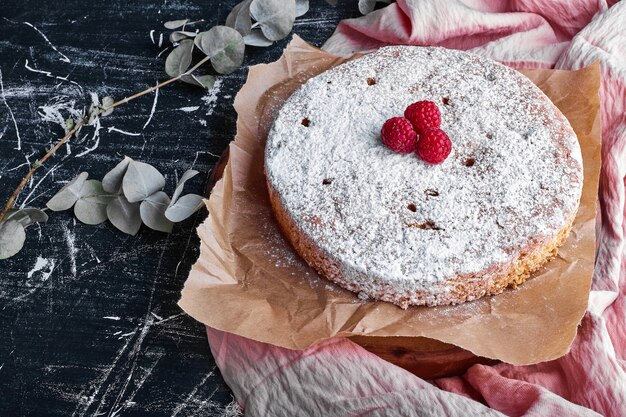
left=0, top=1, right=359, bottom=415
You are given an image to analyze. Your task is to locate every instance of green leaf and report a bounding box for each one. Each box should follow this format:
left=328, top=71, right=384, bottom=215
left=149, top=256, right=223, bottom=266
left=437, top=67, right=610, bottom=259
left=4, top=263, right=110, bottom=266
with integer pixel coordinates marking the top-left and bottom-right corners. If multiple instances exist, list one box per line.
left=122, top=160, right=166, bottom=203
left=74, top=180, right=113, bottom=225
left=249, top=0, right=295, bottom=41
left=170, top=169, right=199, bottom=206
left=225, top=0, right=253, bottom=36
left=180, top=74, right=216, bottom=89
left=0, top=220, right=26, bottom=259
left=164, top=19, right=189, bottom=29
left=165, top=39, right=194, bottom=77
left=244, top=29, right=273, bottom=47
left=195, top=26, right=245, bottom=75
left=295, top=0, right=309, bottom=17
left=169, top=30, right=197, bottom=43
left=164, top=193, right=204, bottom=222
left=6, top=208, right=48, bottom=228
left=140, top=191, right=174, bottom=233
left=100, top=96, right=114, bottom=117
left=107, top=195, right=141, bottom=235
left=102, top=156, right=132, bottom=194
left=358, top=0, right=376, bottom=14
left=46, top=172, right=89, bottom=211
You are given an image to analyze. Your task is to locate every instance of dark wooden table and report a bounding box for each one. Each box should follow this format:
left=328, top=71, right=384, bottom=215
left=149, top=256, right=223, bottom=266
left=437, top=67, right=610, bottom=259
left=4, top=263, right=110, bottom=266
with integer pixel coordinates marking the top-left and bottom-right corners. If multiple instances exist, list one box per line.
left=0, top=1, right=360, bottom=415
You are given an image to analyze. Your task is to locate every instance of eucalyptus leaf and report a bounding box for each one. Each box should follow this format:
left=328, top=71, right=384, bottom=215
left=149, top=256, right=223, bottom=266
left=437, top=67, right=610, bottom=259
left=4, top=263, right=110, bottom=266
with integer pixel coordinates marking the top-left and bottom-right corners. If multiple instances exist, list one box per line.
left=164, top=19, right=189, bottom=29
left=74, top=180, right=113, bottom=225
left=295, top=0, right=309, bottom=17
left=165, top=39, right=194, bottom=77
left=164, top=193, right=204, bottom=222
left=225, top=0, right=253, bottom=36
left=102, top=156, right=132, bottom=194
left=169, top=31, right=197, bottom=43
left=243, top=29, right=273, bottom=47
left=249, top=0, right=296, bottom=41
left=100, top=96, right=114, bottom=117
left=180, top=74, right=216, bottom=89
left=46, top=172, right=89, bottom=211
left=170, top=169, right=199, bottom=206
left=195, top=26, right=245, bottom=74
left=140, top=191, right=174, bottom=233
left=107, top=195, right=141, bottom=235
left=122, top=160, right=166, bottom=203
left=358, top=0, right=377, bottom=14
left=6, top=208, right=48, bottom=228
left=0, top=220, right=26, bottom=259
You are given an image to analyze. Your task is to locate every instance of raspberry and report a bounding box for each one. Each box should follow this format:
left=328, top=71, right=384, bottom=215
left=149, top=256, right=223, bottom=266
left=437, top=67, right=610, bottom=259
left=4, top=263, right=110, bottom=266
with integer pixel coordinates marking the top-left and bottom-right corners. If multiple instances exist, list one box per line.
left=404, top=101, right=441, bottom=134
left=380, top=117, right=417, bottom=154
left=416, top=128, right=452, bottom=164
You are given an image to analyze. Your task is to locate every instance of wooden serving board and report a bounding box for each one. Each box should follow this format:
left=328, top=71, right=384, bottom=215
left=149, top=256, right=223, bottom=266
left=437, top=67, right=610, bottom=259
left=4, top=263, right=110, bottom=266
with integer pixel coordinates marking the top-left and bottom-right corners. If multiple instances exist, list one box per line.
left=207, top=148, right=497, bottom=379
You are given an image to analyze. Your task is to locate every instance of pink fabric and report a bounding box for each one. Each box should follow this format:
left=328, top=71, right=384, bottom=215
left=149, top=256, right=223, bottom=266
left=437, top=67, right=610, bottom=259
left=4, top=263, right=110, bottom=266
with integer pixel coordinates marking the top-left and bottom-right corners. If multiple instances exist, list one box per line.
left=205, top=1, right=626, bottom=415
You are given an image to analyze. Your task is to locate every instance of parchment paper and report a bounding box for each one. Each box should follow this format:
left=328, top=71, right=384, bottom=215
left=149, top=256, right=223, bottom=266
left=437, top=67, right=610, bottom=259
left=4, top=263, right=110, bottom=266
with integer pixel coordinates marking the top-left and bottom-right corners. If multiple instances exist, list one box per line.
left=179, top=36, right=601, bottom=365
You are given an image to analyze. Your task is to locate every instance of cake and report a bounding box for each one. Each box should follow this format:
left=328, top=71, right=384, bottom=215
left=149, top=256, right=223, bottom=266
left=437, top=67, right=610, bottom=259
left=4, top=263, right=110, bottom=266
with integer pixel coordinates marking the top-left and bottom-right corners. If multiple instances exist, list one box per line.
left=264, top=46, right=583, bottom=308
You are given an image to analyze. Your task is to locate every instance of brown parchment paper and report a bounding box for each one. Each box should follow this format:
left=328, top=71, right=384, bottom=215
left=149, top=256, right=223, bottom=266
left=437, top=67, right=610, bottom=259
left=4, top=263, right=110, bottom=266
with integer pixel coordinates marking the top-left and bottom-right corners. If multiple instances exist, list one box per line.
left=179, top=36, right=602, bottom=365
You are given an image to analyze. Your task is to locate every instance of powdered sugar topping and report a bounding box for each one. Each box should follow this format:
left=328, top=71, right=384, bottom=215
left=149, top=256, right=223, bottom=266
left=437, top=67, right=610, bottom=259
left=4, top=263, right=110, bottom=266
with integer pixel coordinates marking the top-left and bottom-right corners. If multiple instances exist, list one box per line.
left=265, top=46, right=583, bottom=292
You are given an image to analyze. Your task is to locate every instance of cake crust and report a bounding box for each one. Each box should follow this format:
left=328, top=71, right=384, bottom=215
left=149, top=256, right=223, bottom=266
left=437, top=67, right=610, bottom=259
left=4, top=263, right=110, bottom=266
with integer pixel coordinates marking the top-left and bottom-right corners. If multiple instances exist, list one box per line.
left=264, top=46, right=583, bottom=308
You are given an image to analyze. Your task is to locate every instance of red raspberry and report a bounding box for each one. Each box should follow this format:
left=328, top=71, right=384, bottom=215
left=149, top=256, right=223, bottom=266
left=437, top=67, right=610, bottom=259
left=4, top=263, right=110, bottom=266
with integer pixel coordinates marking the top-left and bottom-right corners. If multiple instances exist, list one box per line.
left=416, top=128, right=452, bottom=164
left=404, top=101, right=441, bottom=134
left=380, top=117, right=417, bottom=154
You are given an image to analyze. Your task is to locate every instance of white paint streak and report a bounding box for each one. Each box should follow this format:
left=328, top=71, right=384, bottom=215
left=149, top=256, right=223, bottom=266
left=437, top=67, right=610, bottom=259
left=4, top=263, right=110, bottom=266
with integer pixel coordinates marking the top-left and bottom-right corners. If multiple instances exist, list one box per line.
left=63, top=222, right=78, bottom=277
left=156, top=47, right=169, bottom=58
left=201, top=79, right=222, bottom=116
left=149, top=30, right=155, bottom=44
left=19, top=161, right=63, bottom=207
left=93, top=318, right=154, bottom=417
left=15, top=257, right=56, bottom=301
left=24, top=59, right=82, bottom=90
left=6, top=149, right=35, bottom=172
left=0, top=69, right=22, bottom=150
left=76, top=93, right=102, bottom=158
left=103, top=316, right=121, bottom=321
left=158, top=32, right=164, bottom=48
left=23, top=21, right=71, bottom=62
left=142, top=87, right=159, bottom=130
left=177, top=106, right=199, bottom=112
left=108, top=354, right=162, bottom=417
left=107, top=127, right=141, bottom=136
left=75, top=130, right=98, bottom=157
left=170, top=371, right=214, bottom=417
left=152, top=312, right=184, bottom=326
left=38, top=95, right=82, bottom=135
left=27, top=256, right=55, bottom=279
left=71, top=329, right=137, bottom=417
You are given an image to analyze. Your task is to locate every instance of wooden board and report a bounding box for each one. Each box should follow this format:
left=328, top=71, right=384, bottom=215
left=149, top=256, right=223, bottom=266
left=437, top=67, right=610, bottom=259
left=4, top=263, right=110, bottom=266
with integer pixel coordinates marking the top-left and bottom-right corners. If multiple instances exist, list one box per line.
left=208, top=148, right=497, bottom=379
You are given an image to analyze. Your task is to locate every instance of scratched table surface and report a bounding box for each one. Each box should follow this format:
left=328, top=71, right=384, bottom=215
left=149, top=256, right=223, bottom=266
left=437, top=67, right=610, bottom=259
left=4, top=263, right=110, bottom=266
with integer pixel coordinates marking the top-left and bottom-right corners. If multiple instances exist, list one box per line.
left=0, top=1, right=360, bottom=415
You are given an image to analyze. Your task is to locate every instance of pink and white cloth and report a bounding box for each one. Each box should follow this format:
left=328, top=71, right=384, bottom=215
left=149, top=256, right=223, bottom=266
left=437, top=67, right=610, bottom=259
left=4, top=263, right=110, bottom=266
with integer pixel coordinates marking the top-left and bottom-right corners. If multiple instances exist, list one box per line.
left=206, top=1, right=626, bottom=415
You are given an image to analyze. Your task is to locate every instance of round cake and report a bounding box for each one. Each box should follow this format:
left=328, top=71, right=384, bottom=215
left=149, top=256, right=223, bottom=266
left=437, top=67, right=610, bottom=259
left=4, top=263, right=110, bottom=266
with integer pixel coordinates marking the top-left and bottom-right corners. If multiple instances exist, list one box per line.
left=264, top=46, right=583, bottom=308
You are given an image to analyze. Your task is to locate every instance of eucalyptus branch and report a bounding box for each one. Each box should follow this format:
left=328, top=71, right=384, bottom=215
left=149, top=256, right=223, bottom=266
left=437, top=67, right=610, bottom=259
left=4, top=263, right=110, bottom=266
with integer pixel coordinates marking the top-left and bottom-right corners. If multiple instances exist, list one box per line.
left=0, top=56, right=211, bottom=223
left=1, top=0, right=386, bottom=258
left=0, top=122, right=83, bottom=222
left=101, top=56, right=210, bottom=113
